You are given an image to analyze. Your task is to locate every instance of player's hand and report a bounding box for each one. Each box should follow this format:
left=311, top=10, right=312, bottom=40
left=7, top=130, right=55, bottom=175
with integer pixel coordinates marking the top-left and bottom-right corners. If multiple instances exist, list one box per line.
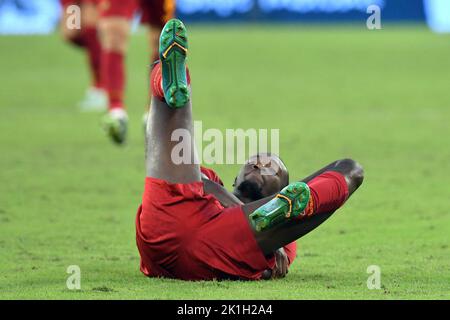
left=262, top=248, right=289, bottom=280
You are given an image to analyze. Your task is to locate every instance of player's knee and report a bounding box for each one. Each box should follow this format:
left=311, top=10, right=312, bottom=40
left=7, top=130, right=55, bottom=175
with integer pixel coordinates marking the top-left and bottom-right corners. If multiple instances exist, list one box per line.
left=102, top=31, right=128, bottom=52
left=99, top=20, right=130, bottom=53
left=351, top=160, right=364, bottom=189
left=80, top=2, right=98, bottom=27
left=336, top=158, right=364, bottom=190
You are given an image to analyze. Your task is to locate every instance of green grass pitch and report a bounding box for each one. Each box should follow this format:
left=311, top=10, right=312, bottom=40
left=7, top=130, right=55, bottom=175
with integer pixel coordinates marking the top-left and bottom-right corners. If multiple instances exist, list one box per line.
left=0, top=24, right=449, bottom=299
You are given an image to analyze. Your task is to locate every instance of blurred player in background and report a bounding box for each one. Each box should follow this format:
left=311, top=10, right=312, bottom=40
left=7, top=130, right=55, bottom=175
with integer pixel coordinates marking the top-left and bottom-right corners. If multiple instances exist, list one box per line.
left=98, top=0, right=175, bottom=145
left=60, top=0, right=107, bottom=111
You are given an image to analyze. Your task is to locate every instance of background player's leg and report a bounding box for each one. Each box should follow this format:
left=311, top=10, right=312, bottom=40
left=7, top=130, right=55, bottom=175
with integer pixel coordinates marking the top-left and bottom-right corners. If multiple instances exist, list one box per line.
left=60, top=1, right=83, bottom=46
left=145, top=20, right=200, bottom=184
left=148, top=26, right=161, bottom=64
left=80, top=1, right=102, bottom=91
left=142, top=0, right=177, bottom=63
left=142, top=27, right=163, bottom=129
left=99, top=17, right=131, bottom=111
left=60, top=1, right=106, bottom=110
left=78, top=1, right=107, bottom=111
left=243, top=159, right=364, bottom=255
left=98, top=16, right=132, bottom=144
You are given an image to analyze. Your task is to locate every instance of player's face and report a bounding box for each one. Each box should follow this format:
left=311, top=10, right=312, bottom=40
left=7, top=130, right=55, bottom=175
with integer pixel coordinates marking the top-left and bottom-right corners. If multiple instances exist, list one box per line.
left=233, top=154, right=288, bottom=202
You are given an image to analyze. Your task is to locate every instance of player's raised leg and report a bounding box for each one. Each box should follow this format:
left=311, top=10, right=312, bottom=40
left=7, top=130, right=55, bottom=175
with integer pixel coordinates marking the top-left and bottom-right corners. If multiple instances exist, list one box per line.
left=146, top=19, right=200, bottom=183
left=78, top=0, right=107, bottom=111
left=244, top=159, right=364, bottom=255
left=98, top=0, right=136, bottom=144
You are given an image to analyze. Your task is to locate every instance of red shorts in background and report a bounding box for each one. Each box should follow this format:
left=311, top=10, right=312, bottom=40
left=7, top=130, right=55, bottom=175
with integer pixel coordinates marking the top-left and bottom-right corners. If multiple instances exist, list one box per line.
left=96, top=0, right=175, bottom=25
left=138, top=0, right=175, bottom=28
left=98, top=0, right=138, bottom=19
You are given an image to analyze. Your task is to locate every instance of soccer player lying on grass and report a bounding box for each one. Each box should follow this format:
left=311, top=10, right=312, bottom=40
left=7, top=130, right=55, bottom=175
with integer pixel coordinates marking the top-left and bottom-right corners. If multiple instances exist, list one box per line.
left=136, top=19, right=364, bottom=280
left=99, top=0, right=176, bottom=144
left=60, top=0, right=106, bottom=111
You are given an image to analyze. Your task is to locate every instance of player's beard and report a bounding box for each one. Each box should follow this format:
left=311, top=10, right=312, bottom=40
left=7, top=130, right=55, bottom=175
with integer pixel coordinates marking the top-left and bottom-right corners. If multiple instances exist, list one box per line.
left=236, top=180, right=264, bottom=201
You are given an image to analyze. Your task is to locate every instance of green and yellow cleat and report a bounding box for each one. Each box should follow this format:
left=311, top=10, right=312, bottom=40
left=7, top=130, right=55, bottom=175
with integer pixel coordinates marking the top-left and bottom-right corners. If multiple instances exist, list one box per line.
left=102, top=110, right=128, bottom=145
left=159, top=18, right=190, bottom=108
left=249, top=182, right=311, bottom=232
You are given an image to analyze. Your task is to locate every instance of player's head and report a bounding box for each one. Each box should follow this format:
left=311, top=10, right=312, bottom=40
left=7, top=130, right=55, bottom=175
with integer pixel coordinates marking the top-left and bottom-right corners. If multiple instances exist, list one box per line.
left=233, top=153, right=289, bottom=202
